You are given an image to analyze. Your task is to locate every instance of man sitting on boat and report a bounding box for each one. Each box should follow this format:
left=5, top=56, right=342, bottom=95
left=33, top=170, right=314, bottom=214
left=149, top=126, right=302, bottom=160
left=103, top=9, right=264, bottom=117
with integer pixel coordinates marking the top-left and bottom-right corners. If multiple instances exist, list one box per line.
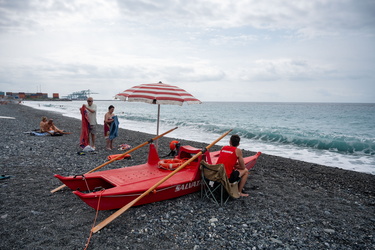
left=216, top=134, right=249, bottom=197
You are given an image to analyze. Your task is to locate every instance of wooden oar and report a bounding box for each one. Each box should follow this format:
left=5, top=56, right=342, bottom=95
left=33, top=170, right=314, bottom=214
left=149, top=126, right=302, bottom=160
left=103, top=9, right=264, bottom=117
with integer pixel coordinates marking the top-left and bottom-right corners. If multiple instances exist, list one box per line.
left=50, top=127, right=178, bottom=193
left=91, top=129, right=232, bottom=233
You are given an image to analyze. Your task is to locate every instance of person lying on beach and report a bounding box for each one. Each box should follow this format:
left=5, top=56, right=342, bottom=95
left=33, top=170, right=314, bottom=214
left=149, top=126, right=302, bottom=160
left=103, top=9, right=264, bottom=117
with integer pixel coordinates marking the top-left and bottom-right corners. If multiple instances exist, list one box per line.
left=39, top=116, right=48, bottom=132
left=216, top=134, right=249, bottom=197
left=43, top=119, right=71, bottom=135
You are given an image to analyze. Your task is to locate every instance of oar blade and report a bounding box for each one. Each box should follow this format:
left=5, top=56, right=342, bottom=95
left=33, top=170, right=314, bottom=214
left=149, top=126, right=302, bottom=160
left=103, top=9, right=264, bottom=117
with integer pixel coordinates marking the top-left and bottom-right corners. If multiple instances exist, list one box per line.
left=50, top=184, right=66, bottom=193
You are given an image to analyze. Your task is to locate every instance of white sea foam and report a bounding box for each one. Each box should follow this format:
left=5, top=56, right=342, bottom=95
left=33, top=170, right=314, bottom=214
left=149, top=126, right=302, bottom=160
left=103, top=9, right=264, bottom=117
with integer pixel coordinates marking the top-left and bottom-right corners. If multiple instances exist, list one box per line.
left=22, top=100, right=375, bottom=175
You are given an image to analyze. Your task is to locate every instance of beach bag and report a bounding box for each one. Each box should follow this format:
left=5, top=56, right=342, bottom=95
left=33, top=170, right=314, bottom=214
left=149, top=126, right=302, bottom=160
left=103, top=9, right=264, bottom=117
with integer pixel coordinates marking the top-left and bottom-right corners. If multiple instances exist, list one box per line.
left=83, top=145, right=95, bottom=152
left=229, top=170, right=240, bottom=183
left=51, top=132, right=63, bottom=136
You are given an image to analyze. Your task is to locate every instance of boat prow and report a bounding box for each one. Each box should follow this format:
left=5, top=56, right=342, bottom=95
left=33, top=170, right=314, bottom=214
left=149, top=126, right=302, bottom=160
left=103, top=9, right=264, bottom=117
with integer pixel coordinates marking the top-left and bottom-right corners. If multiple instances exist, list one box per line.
left=244, top=151, right=262, bottom=170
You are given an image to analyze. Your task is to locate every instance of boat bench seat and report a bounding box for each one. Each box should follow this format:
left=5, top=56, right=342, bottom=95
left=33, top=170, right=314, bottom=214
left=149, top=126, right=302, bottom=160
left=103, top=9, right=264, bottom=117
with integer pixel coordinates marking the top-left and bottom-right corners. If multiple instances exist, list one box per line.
left=178, top=146, right=213, bottom=165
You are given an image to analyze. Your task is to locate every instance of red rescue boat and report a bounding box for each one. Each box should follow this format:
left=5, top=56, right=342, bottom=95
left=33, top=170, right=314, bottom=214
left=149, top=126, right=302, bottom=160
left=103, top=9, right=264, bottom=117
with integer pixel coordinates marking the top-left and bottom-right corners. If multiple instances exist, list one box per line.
left=55, top=144, right=261, bottom=210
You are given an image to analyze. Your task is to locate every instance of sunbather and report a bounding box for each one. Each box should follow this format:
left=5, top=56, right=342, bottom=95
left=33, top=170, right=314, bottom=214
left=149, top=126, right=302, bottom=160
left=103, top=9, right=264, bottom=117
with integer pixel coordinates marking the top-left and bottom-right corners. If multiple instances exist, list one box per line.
left=39, top=116, right=48, bottom=132
left=43, top=119, right=71, bottom=135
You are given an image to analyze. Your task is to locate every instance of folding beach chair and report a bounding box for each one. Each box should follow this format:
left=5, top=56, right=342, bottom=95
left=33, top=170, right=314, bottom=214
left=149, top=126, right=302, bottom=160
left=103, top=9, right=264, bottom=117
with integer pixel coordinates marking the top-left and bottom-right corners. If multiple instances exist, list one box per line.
left=200, top=160, right=240, bottom=206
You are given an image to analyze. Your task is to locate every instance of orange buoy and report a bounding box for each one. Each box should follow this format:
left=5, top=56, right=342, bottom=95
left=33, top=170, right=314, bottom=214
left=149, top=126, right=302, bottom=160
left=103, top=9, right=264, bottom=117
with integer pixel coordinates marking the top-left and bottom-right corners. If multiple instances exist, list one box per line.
left=169, top=140, right=180, bottom=150
left=107, top=154, right=131, bottom=161
left=158, top=159, right=184, bottom=170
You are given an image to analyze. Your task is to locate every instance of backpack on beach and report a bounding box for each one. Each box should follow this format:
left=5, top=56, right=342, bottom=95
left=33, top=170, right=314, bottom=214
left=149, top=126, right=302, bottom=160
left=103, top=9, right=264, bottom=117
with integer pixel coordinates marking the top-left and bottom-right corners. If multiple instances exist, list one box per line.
left=229, top=170, right=240, bottom=183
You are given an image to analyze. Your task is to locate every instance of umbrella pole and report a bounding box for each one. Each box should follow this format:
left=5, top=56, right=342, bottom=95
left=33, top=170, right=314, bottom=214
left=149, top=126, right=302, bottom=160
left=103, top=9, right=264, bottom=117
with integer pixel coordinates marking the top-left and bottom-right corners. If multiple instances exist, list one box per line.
left=156, top=104, right=161, bottom=150
left=157, top=104, right=160, bottom=136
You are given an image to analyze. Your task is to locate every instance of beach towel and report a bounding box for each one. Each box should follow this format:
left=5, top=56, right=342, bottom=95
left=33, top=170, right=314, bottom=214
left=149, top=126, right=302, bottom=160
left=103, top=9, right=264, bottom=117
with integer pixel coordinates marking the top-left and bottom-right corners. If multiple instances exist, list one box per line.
left=24, top=131, right=49, bottom=136
left=80, top=105, right=90, bottom=148
left=109, top=116, right=119, bottom=140
left=31, top=132, right=49, bottom=136
left=118, top=144, right=132, bottom=150
left=104, top=122, right=110, bottom=137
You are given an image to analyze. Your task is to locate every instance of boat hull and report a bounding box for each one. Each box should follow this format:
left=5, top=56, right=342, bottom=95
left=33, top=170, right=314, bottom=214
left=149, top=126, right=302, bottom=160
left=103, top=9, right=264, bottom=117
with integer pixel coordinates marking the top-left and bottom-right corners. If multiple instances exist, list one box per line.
left=73, top=175, right=202, bottom=210
left=54, top=144, right=261, bottom=210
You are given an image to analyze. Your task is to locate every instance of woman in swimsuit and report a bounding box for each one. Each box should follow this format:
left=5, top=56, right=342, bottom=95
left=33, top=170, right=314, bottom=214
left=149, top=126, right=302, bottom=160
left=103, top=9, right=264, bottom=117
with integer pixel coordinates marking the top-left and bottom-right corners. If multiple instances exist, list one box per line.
left=104, top=105, right=115, bottom=150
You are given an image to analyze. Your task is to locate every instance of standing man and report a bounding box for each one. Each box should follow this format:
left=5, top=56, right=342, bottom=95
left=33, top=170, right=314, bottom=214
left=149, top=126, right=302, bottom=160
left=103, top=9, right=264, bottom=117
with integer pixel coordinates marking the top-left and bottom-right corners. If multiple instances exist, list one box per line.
left=85, top=97, right=97, bottom=149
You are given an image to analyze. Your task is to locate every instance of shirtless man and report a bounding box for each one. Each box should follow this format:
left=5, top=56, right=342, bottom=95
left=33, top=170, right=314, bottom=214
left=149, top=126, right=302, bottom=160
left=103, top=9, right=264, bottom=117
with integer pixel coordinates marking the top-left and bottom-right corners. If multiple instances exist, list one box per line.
left=216, top=134, right=249, bottom=197
left=43, top=119, right=70, bottom=135
left=39, top=116, right=48, bottom=132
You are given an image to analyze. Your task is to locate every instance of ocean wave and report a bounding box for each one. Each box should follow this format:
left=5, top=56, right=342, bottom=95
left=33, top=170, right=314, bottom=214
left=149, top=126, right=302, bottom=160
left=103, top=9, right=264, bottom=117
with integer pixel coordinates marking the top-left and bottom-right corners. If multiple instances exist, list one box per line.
left=119, top=114, right=157, bottom=123
left=133, top=113, right=375, bottom=156
left=237, top=130, right=375, bottom=156
left=102, top=106, right=375, bottom=156
left=22, top=101, right=375, bottom=174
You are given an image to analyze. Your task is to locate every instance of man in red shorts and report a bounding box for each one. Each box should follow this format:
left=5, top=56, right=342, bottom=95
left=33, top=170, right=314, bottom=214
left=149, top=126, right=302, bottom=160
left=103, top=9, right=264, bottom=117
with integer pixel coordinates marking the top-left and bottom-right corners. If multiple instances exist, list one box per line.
left=216, top=134, right=249, bottom=197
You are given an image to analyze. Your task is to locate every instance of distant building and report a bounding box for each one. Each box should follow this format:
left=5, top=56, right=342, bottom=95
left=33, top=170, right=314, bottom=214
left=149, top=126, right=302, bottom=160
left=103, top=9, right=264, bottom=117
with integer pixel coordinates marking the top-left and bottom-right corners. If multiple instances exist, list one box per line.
left=27, top=92, right=48, bottom=99
left=1, top=91, right=58, bottom=100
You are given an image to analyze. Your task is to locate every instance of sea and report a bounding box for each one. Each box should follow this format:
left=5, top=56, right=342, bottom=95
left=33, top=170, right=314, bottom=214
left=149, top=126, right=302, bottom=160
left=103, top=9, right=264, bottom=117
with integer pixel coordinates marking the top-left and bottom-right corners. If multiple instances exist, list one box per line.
left=22, top=100, right=375, bottom=175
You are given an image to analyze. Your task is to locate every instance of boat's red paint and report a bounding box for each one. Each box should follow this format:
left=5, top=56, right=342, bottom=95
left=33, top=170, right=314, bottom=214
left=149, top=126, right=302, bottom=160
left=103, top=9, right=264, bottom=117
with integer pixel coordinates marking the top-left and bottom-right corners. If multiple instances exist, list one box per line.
left=55, top=144, right=261, bottom=210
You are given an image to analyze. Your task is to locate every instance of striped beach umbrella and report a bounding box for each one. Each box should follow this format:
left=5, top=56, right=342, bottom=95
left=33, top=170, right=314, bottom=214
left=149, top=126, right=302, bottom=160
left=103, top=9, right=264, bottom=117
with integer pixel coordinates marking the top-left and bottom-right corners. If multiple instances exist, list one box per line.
left=115, top=81, right=201, bottom=135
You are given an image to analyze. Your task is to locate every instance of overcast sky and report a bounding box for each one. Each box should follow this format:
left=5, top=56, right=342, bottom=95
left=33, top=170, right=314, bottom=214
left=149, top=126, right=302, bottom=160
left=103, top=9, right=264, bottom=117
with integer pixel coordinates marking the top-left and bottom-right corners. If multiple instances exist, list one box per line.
left=0, top=0, right=374, bottom=102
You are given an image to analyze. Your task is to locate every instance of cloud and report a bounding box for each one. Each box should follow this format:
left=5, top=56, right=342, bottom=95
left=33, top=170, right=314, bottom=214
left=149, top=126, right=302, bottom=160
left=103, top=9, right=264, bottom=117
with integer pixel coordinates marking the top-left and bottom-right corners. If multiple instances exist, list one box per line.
left=236, top=58, right=336, bottom=82
left=0, top=0, right=374, bottom=102
left=114, top=0, right=375, bottom=37
left=1, top=0, right=374, bottom=36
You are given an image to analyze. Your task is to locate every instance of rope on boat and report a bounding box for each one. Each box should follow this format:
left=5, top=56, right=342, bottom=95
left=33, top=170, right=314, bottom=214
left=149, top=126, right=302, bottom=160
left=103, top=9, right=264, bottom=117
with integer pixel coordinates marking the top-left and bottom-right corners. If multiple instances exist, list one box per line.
left=84, top=189, right=105, bottom=250
left=82, top=175, right=91, bottom=192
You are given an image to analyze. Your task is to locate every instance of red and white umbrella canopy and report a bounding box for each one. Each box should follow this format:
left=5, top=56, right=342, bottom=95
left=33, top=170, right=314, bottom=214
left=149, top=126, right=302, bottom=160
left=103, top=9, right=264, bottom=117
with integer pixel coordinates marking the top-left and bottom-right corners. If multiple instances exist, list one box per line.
left=115, top=82, right=201, bottom=136
left=115, top=82, right=201, bottom=106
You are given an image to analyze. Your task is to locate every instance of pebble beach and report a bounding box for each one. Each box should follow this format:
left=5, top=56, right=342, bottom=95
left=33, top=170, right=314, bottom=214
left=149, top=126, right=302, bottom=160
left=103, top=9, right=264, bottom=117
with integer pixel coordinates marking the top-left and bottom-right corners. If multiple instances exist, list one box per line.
left=0, top=103, right=374, bottom=249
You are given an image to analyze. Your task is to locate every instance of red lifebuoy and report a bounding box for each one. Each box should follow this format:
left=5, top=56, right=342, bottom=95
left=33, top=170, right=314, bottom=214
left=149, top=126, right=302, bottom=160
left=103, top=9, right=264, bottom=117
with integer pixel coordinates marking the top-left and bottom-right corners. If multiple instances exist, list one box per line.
left=158, top=159, right=183, bottom=170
